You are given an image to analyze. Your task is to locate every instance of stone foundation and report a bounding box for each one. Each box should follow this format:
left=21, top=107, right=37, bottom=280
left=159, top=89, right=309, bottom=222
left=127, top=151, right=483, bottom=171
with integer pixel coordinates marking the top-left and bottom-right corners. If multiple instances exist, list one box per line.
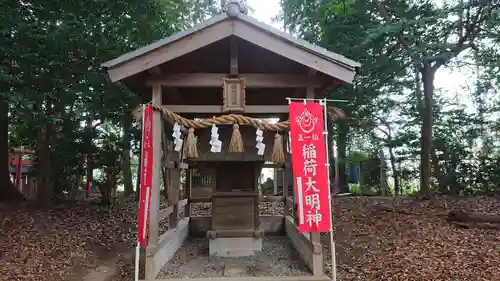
left=209, top=237, right=263, bottom=257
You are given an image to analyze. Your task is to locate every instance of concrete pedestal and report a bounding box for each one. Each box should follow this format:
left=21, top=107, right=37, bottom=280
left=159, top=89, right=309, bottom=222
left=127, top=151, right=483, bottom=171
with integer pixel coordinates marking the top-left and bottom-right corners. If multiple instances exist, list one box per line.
left=209, top=237, right=263, bottom=257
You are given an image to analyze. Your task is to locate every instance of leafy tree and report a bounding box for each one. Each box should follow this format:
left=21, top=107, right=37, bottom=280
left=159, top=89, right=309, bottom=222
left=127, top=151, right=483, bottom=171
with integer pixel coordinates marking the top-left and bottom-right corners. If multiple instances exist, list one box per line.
left=280, top=0, right=410, bottom=192
left=281, top=0, right=500, bottom=198
left=369, top=0, right=500, bottom=198
left=1, top=0, right=220, bottom=203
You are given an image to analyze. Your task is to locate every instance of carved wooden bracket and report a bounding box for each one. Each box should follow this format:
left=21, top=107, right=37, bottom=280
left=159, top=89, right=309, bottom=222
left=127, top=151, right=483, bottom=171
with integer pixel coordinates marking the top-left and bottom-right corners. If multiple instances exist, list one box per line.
left=222, top=78, right=246, bottom=113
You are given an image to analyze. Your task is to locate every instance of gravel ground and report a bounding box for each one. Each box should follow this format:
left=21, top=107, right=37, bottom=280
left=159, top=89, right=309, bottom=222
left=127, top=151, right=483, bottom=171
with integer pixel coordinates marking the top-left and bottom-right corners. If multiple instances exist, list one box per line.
left=157, top=237, right=311, bottom=278
left=259, top=202, right=284, bottom=216
left=190, top=203, right=212, bottom=216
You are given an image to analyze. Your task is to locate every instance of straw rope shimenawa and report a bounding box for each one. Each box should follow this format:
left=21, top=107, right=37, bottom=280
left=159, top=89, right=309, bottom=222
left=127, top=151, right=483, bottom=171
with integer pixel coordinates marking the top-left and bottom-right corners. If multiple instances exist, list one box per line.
left=133, top=104, right=345, bottom=164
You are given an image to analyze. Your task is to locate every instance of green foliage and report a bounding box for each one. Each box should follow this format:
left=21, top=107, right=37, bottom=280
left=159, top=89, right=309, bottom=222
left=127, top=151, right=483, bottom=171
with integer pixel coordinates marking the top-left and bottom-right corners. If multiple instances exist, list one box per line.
left=2, top=0, right=220, bottom=200
left=346, top=151, right=369, bottom=164
left=281, top=0, right=500, bottom=197
left=2, top=0, right=499, bottom=201
left=349, top=183, right=378, bottom=196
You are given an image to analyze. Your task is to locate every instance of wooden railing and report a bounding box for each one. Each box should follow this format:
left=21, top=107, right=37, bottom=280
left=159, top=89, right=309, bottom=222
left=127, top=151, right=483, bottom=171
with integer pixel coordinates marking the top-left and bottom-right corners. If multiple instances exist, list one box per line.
left=158, top=198, right=188, bottom=222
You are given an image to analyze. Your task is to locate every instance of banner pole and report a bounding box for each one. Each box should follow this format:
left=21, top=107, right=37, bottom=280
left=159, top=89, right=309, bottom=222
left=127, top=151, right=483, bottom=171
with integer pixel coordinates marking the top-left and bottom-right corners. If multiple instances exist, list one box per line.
left=135, top=104, right=146, bottom=281
left=134, top=244, right=140, bottom=281
left=321, top=98, right=336, bottom=281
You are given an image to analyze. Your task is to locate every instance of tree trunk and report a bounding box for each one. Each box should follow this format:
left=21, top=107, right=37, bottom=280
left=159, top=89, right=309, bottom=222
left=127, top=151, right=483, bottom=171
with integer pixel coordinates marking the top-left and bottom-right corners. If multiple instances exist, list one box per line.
left=0, top=96, right=24, bottom=201
left=431, top=147, right=447, bottom=194
left=336, top=122, right=349, bottom=193
left=122, top=113, right=134, bottom=196
left=449, top=150, right=459, bottom=195
left=419, top=64, right=435, bottom=199
left=84, top=118, right=93, bottom=198
left=100, top=184, right=111, bottom=206
left=36, top=98, right=55, bottom=204
left=69, top=157, right=84, bottom=200
left=36, top=130, right=54, bottom=203
left=448, top=210, right=500, bottom=224
left=100, top=169, right=116, bottom=206
left=388, top=146, right=400, bottom=196
left=110, top=171, right=117, bottom=205
left=379, top=149, right=388, bottom=196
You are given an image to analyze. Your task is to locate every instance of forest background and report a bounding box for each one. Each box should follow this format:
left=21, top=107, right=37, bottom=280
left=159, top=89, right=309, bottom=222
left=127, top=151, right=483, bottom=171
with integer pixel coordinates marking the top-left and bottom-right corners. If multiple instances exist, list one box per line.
left=1, top=0, right=499, bottom=201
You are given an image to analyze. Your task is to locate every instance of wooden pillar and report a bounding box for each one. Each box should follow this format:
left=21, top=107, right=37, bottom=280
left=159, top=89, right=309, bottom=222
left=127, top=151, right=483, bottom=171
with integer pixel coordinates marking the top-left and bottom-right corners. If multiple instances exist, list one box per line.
left=161, top=127, right=170, bottom=198
left=229, top=36, right=238, bottom=75
left=148, top=84, right=162, bottom=246
left=184, top=168, right=192, bottom=217
left=273, top=169, right=278, bottom=195
left=169, top=152, right=180, bottom=229
left=283, top=164, right=290, bottom=216
left=307, top=69, right=316, bottom=99
left=284, top=132, right=294, bottom=218
left=254, top=165, right=260, bottom=231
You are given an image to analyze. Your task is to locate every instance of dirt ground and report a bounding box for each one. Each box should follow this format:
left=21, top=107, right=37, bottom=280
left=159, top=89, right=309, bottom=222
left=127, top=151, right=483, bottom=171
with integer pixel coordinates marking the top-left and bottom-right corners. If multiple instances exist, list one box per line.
left=325, top=196, right=500, bottom=281
left=0, top=198, right=138, bottom=281
left=0, top=196, right=499, bottom=281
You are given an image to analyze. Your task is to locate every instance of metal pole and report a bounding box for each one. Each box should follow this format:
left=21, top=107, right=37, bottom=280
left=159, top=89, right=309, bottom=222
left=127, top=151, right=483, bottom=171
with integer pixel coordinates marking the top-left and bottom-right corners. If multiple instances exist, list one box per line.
left=134, top=245, right=140, bottom=281
left=321, top=98, right=337, bottom=281
left=287, top=97, right=348, bottom=103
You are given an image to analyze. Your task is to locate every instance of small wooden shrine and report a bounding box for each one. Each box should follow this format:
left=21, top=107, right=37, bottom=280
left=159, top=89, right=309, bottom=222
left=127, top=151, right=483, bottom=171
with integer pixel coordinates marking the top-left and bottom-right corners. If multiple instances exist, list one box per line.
left=103, top=2, right=359, bottom=280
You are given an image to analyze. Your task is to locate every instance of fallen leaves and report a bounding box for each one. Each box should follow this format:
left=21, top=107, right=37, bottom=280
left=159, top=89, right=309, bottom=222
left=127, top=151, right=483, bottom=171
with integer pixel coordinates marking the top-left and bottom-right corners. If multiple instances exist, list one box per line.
left=324, top=196, right=500, bottom=281
left=0, top=199, right=138, bottom=281
left=1, top=195, right=499, bottom=281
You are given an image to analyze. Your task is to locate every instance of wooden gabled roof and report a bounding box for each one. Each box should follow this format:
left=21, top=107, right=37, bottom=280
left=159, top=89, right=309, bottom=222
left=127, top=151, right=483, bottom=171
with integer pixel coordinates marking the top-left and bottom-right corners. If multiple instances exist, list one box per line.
left=102, top=12, right=360, bottom=84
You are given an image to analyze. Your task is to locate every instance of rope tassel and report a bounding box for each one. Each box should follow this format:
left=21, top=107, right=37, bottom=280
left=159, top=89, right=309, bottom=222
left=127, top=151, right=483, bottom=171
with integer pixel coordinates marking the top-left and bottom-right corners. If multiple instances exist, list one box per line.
left=183, top=128, right=198, bottom=158
left=271, top=133, right=285, bottom=164
left=229, top=124, right=244, bottom=152
left=131, top=104, right=346, bottom=162
left=132, top=104, right=345, bottom=130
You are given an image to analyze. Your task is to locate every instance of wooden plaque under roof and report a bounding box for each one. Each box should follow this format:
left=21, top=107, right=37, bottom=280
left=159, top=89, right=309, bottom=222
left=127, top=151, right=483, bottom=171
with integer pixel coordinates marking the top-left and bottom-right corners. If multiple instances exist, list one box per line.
left=222, top=78, right=246, bottom=113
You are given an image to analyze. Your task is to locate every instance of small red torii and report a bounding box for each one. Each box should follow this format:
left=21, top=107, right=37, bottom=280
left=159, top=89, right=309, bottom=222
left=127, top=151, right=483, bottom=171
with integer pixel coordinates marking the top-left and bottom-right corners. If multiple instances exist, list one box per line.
left=8, top=147, right=35, bottom=188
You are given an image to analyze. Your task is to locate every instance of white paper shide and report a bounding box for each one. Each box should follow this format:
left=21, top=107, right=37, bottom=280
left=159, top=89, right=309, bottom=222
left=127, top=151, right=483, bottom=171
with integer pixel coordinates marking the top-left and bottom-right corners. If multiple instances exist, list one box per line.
left=172, top=123, right=183, bottom=152
left=255, top=128, right=265, bottom=155
left=210, top=124, right=222, bottom=153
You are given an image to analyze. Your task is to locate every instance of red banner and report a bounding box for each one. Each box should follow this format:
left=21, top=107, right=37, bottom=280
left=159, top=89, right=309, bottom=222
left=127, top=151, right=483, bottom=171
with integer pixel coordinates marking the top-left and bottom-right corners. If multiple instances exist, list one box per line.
left=289, top=101, right=331, bottom=233
left=138, top=104, right=154, bottom=248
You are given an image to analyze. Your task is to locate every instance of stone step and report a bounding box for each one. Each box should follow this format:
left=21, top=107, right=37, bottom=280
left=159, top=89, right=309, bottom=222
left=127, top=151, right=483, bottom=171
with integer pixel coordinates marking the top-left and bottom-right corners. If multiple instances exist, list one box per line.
left=148, top=276, right=330, bottom=281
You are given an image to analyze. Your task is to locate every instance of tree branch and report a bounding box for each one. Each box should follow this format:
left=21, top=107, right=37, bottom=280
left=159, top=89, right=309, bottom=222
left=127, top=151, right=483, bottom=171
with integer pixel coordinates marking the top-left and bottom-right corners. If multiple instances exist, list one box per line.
left=375, top=116, right=393, bottom=139
left=373, top=0, right=412, bottom=50
left=92, top=120, right=103, bottom=129
left=432, top=2, right=491, bottom=70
